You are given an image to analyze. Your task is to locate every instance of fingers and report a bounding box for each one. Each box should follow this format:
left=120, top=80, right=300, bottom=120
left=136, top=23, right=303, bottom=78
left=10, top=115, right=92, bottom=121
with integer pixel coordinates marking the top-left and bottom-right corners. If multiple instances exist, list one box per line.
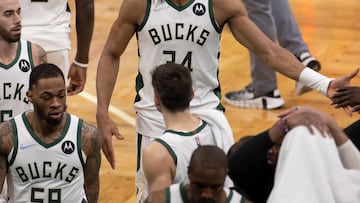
left=343, top=106, right=353, bottom=117
left=102, top=138, right=116, bottom=169
left=277, top=106, right=301, bottom=118
left=347, top=67, right=360, bottom=80
left=67, top=82, right=85, bottom=96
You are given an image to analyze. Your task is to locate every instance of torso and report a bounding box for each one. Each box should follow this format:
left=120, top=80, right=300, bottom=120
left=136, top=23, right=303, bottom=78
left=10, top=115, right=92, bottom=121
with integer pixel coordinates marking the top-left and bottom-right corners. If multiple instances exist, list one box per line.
left=0, top=40, right=34, bottom=122
left=19, top=0, right=71, bottom=51
left=7, top=113, right=87, bottom=202
left=135, top=0, right=223, bottom=137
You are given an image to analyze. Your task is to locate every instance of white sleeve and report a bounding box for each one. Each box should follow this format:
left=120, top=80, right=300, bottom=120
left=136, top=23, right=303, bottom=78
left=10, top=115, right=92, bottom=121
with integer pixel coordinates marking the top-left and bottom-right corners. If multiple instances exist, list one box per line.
left=338, top=140, right=360, bottom=170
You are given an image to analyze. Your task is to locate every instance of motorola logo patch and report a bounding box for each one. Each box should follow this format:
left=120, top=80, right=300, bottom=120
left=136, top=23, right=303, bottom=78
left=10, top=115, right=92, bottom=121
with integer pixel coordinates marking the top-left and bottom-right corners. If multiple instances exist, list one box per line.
left=193, top=3, right=206, bottom=16
left=62, top=140, right=75, bottom=154
left=18, top=59, right=30, bottom=72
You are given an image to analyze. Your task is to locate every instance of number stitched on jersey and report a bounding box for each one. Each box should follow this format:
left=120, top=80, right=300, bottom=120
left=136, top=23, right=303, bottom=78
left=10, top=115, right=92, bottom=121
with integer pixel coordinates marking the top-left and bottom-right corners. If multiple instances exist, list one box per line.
left=163, top=50, right=193, bottom=71
left=0, top=110, right=12, bottom=123
left=31, top=187, right=61, bottom=203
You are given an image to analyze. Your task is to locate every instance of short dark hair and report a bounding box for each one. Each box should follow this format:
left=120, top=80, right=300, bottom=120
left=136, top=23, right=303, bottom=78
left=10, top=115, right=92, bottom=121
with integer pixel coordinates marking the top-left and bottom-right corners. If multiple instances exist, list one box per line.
left=29, top=63, right=65, bottom=90
left=189, top=145, right=227, bottom=169
left=151, top=63, right=193, bottom=112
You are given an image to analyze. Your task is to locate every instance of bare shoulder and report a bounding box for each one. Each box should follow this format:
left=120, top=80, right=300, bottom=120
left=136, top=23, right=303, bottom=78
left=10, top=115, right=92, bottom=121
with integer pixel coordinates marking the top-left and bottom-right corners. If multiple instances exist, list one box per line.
left=0, top=121, right=14, bottom=155
left=81, top=121, right=102, bottom=156
left=212, top=0, right=248, bottom=25
left=118, top=0, right=147, bottom=25
left=31, top=43, right=47, bottom=66
left=144, top=189, right=166, bottom=203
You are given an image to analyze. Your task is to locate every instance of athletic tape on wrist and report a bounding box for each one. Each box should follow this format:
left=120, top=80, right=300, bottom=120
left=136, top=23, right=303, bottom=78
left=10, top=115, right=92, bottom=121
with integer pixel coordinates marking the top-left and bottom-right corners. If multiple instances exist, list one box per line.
left=298, top=67, right=334, bottom=96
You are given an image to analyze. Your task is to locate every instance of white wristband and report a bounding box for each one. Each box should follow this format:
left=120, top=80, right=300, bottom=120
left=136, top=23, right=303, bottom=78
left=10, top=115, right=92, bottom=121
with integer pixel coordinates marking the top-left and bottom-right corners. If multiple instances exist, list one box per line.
left=298, top=67, right=334, bottom=96
left=73, top=60, right=88, bottom=68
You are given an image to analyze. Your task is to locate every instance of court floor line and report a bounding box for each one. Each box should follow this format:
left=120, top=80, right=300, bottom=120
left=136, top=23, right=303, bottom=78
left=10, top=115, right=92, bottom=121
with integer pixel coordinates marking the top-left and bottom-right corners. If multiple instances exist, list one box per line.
left=79, top=91, right=136, bottom=127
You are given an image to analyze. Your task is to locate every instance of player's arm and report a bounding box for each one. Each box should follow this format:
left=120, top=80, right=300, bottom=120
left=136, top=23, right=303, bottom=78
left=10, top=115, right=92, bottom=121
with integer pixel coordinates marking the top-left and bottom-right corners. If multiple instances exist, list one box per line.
left=144, top=189, right=167, bottom=203
left=73, top=0, right=94, bottom=65
left=95, top=0, right=146, bottom=169
left=143, top=142, right=175, bottom=193
left=213, top=0, right=303, bottom=81
left=31, top=43, right=47, bottom=66
left=81, top=122, right=102, bottom=203
left=66, top=0, right=94, bottom=95
left=0, top=121, right=14, bottom=191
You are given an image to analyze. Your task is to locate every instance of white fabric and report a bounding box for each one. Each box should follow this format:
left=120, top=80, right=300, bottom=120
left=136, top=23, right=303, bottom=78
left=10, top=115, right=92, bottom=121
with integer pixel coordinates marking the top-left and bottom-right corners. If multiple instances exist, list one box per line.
left=191, top=109, right=235, bottom=153
left=298, top=67, right=334, bottom=96
left=267, top=126, right=360, bottom=203
left=338, top=140, right=360, bottom=170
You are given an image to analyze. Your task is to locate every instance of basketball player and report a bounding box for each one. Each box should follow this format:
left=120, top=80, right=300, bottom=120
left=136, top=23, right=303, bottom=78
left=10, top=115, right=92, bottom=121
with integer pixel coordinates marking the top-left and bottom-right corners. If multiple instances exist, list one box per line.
left=0, top=0, right=46, bottom=123
left=145, top=145, right=245, bottom=203
left=95, top=0, right=358, bottom=201
left=142, top=63, right=234, bottom=199
left=19, top=0, right=94, bottom=95
left=0, top=63, right=102, bottom=202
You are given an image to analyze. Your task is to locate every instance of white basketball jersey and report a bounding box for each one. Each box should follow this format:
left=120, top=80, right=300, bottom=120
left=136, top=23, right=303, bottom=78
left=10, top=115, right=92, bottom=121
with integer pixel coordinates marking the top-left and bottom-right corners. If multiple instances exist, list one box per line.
left=0, top=40, right=34, bottom=122
left=156, top=121, right=215, bottom=184
left=20, top=0, right=71, bottom=51
left=7, top=113, right=87, bottom=203
left=136, top=0, right=223, bottom=138
left=166, top=183, right=244, bottom=202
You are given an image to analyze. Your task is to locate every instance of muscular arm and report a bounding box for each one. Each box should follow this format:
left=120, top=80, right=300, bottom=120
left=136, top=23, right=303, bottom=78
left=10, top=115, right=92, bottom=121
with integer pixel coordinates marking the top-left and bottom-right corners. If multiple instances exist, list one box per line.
left=74, top=0, right=94, bottom=64
left=143, top=141, right=175, bottom=193
left=81, top=122, right=102, bottom=203
left=95, top=0, right=146, bottom=168
left=31, top=43, right=47, bottom=66
left=212, top=0, right=303, bottom=80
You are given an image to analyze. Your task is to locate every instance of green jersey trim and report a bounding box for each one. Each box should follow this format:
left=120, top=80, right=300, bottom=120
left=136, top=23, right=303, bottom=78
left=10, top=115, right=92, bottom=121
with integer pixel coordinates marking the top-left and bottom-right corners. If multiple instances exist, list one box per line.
left=0, top=41, right=22, bottom=69
left=22, top=113, right=71, bottom=148
left=77, top=119, right=86, bottom=168
left=8, top=119, right=18, bottom=166
left=154, top=138, right=177, bottom=166
left=27, top=41, right=35, bottom=71
left=166, top=0, right=195, bottom=11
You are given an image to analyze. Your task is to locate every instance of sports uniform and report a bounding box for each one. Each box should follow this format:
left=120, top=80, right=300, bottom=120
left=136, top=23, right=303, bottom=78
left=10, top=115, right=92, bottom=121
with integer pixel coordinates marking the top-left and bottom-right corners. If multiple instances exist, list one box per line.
left=19, top=0, right=71, bottom=77
left=0, top=40, right=34, bottom=122
left=165, top=183, right=244, bottom=203
left=135, top=0, right=228, bottom=200
left=7, top=112, right=87, bottom=203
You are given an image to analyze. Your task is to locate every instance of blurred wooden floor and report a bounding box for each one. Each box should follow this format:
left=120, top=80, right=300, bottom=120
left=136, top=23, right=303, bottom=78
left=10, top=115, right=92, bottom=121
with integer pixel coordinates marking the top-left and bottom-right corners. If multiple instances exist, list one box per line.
left=65, top=0, right=360, bottom=202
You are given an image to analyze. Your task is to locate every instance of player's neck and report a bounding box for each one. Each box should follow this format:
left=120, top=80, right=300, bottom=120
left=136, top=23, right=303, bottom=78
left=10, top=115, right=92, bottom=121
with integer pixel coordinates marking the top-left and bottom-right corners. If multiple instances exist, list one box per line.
left=163, top=110, right=200, bottom=132
left=171, top=0, right=191, bottom=6
left=0, top=40, right=18, bottom=64
left=26, top=112, right=67, bottom=143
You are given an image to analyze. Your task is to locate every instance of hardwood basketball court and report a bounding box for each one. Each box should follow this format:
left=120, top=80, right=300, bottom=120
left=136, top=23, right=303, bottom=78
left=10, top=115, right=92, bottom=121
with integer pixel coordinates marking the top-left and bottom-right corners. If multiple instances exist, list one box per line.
left=65, top=0, right=360, bottom=202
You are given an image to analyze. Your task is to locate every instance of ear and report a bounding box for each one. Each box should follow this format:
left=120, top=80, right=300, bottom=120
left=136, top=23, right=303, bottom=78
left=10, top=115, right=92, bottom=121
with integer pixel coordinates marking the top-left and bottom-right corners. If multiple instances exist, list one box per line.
left=191, top=89, right=195, bottom=100
left=154, top=93, right=162, bottom=113
left=26, top=90, right=33, bottom=103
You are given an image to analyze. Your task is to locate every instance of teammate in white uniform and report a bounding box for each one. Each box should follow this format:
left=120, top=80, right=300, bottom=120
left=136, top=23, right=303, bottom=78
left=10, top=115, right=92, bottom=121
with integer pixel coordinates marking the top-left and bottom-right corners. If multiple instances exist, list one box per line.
left=96, top=0, right=358, bottom=201
left=145, top=145, right=245, bottom=203
left=142, top=63, right=234, bottom=201
left=0, top=0, right=46, bottom=122
left=0, top=63, right=102, bottom=203
left=19, top=0, right=94, bottom=95
left=0, top=0, right=46, bottom=201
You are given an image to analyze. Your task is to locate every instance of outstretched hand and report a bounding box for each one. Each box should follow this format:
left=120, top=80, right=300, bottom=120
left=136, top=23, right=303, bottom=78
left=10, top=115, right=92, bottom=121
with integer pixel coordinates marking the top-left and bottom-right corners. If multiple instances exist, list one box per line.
left=67, top=64, right=87, bottom=96
left=331, top=86, right=360, bottom=116
left=327, top=68, right=359, bottom=116
left=96, top=114, right=124, bottom=169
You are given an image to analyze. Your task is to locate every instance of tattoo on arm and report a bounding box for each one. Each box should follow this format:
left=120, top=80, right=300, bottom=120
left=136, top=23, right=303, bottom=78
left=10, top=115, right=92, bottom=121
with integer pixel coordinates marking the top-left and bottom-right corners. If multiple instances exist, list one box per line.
left=82, top=123, right=102, bottom=203
left=38, top=46, right=47, bottom=64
